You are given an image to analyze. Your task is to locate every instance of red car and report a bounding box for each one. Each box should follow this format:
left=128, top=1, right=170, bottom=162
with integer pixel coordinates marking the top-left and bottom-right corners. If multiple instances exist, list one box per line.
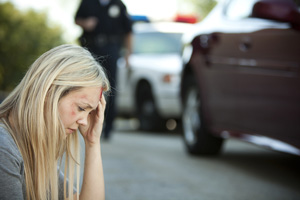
left=180, top=0, right=300, bottom=156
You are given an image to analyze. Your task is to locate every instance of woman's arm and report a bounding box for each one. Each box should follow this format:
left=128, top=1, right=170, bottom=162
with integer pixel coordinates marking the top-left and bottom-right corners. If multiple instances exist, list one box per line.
left=79, top=142, right=105, bottom=199
left=77, top=94, right=106, bottom=200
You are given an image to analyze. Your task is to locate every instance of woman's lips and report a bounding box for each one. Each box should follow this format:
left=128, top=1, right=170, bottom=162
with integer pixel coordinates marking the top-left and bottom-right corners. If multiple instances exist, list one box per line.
left=67, top=128, right=76, bottom=134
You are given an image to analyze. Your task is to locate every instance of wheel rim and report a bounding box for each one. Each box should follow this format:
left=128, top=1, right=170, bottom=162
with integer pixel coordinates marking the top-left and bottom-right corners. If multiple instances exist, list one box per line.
left=183, top=87, right=201, bottom=145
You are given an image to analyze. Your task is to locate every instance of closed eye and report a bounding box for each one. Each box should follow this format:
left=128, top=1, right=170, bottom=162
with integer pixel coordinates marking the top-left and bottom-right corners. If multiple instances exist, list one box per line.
left=78, top=106, right=85, bottom=112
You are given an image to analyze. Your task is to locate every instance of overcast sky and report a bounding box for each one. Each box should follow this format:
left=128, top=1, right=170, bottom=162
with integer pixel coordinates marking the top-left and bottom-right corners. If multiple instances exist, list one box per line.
left=4, top=0, right=179, bottom=42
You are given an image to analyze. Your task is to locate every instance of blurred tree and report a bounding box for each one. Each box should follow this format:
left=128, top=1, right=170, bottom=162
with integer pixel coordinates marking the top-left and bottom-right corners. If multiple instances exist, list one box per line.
left=0, top=2, right=65, bottom=92
left=177, top=0, right=217, bottom=21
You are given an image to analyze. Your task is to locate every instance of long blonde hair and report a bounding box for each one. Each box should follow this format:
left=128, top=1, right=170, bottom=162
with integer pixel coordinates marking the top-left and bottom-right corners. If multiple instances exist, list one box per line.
left=0, top=44, right=110, bottom=200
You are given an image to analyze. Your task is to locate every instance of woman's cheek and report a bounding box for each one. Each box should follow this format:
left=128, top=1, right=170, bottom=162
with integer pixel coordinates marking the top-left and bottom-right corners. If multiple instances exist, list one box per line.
left=70, top=108, right=78, bottom=123
left=66, top=104, right=77, bottom=125
left=70, top=103, right=77, bottom=116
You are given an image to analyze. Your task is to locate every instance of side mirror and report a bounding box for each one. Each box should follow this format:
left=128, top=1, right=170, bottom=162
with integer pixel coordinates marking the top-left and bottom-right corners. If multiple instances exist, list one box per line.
left=251, top=0, right=300, bottom=30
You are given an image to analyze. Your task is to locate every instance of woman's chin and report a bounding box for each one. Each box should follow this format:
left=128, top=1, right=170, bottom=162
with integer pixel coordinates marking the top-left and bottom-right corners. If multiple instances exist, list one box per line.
left=66, top=128, right=75, bottom=134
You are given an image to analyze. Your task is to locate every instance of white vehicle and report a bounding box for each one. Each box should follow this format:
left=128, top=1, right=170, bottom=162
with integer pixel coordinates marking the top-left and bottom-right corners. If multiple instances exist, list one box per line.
left=116, top=22, right=192, bottom=131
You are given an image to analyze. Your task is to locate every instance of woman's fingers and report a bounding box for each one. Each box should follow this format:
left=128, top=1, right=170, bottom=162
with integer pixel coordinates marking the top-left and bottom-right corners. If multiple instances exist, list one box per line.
left=98, top=94, right=106, bottom=121
left=100, top=94, right=106, bottom=111
left=79, top=94, right=106, bottom=142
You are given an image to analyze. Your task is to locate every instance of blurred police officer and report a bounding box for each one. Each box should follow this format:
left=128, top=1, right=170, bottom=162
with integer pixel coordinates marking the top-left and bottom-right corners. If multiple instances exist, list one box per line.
left=75, top=0, right=133, bottom=140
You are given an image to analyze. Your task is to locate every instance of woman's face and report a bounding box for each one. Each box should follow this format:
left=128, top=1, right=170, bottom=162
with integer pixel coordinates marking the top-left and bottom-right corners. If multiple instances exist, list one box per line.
left=58, top=86, right=102, bottom=135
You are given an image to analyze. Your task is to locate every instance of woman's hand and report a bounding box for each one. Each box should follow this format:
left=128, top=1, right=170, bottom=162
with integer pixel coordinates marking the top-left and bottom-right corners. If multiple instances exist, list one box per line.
left=79, top=94, right=106, bottom=146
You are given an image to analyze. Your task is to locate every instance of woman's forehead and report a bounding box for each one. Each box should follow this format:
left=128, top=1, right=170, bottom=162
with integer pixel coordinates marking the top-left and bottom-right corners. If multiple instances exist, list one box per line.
left=72, top=87, right=101, bottom=105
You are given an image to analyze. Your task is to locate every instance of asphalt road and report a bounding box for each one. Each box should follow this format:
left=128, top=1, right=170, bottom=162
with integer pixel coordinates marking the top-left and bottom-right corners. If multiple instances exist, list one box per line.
left=79, top=119, right=300, bottom=200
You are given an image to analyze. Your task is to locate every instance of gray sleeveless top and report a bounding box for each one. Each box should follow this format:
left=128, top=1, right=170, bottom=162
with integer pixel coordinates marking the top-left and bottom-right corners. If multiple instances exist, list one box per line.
left=0, top=126, right=73, bottom=199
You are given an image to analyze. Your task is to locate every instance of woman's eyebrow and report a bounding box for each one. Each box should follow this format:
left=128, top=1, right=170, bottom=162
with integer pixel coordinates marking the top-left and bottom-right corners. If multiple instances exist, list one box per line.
left=82, top=102, right=97, bottom=110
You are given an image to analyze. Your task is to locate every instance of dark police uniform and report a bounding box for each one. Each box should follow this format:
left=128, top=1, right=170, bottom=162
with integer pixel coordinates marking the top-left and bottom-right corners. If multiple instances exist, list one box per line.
left=75, top=0, right=132, bottom=139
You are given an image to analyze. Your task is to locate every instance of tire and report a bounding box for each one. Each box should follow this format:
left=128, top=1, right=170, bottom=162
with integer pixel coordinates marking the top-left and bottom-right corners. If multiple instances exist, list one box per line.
left=182, top=77, right=223, bottom=155
left=137, top=83, right=165, bottom=131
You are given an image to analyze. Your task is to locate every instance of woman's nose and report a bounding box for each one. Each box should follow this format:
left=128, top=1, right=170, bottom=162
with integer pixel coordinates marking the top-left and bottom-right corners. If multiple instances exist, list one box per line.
left=77, top=114, right=88, bottom=126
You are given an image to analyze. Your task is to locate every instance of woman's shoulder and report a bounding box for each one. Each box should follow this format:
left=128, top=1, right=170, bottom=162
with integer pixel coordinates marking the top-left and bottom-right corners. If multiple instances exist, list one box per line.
left=0, top=126, right=23, bottom=162
left=0, top=126, right=16, bottom=147
left=0, top=126, right=25, bottom=200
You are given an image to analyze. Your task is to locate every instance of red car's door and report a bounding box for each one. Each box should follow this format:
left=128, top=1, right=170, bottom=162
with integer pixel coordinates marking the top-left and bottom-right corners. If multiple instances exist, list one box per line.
left=201, top=0, right=300, bottom=149
left=234, top=26, right=300, bottom=147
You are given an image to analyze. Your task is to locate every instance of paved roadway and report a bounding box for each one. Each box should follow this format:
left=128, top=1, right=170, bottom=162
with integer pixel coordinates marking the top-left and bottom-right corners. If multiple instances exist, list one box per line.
left=79, top=119, right=300, bottom=200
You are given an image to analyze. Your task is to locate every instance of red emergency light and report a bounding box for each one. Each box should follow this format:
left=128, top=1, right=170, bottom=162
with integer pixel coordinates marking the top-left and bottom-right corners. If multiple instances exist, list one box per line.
left=174, top=14, right=198, bottom=23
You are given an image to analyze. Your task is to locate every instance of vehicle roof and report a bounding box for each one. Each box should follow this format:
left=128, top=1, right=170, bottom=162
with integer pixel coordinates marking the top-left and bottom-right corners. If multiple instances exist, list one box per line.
left=133, top=21, right=193, bottom=34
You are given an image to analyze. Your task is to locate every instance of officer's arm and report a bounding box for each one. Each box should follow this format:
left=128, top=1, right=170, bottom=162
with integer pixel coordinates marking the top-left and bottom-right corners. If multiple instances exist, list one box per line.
left=75, top=17, right=98, bottom=32
left=124, top=32, right=133, bottom=67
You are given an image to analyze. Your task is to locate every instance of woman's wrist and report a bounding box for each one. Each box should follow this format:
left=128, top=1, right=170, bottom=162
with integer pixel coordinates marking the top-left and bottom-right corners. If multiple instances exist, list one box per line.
left=84, top=138, right=101, bottom=149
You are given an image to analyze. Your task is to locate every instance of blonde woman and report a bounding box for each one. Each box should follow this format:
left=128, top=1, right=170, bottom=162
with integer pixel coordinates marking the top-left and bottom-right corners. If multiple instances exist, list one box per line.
left=0, top=44, right=109, bottom=200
